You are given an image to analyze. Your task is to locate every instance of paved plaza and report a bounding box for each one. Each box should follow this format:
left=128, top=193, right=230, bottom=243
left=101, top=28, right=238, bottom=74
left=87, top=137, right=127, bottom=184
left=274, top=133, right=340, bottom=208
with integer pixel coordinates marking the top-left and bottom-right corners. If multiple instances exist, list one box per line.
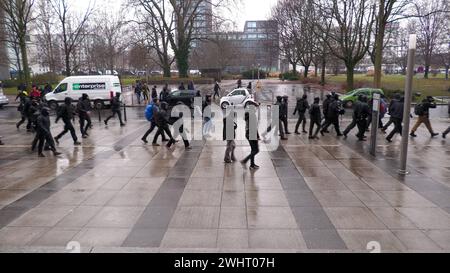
left=0, top=82, right=449, bottom=253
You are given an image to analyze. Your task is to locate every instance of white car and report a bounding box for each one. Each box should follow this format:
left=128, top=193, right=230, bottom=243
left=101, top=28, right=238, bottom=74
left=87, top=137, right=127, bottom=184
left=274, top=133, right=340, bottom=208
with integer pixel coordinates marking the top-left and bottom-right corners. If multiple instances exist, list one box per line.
left=220, top=88, right=256, bottom=109
left=0, top=84, right=9, bottom=107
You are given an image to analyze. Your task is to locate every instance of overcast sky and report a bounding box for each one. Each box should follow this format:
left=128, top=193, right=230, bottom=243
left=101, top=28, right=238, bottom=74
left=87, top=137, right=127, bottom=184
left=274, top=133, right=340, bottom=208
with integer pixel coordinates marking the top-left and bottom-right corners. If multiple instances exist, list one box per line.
left=73, top=0, right=279, bottom=31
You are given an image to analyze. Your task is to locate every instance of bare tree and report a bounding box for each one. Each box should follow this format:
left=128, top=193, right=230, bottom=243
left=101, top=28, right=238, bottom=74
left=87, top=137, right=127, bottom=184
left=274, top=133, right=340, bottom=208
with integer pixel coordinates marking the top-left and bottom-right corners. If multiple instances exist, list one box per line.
left=411, top=0, right=449, bottom=79
left=49, top=0, right=94, bottom=76
left=0, top=0, right=35, bottom=87
left=316, top=0, right=376, bottom=91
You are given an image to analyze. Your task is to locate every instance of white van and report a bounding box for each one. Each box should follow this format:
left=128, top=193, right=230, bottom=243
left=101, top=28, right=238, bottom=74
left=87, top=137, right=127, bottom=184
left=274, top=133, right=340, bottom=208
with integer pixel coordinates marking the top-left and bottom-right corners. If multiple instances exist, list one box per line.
left=45, top=75, right=122, bottom=109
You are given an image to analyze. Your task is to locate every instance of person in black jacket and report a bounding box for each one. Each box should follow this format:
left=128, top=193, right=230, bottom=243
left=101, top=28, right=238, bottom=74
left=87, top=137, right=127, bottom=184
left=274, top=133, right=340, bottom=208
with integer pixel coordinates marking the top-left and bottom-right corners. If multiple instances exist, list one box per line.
left=321, top=94, right=344, bottom=136
left=54, top=97, right=81, bottom=145
left=153, top=102, right=176, bottom=148
left=381, top=93, right=400, bottom=133
left=223, top=110, right=237, bottom=163
left=77, top=93, right=92, bottom=138
left=104, top=93, right=125, bottom=126
left=386, top=96, right=405, bottom=142
left=355, top=95, right=370, bottom=141
left=293, top=94, right=309, bottom=134
left=309, top=97, right=322, bottom=139
left=321, top=93, right=332, bottom=132
left=281, top=96, right=291, bottom=134
left=241, top=104, right=260, bottom=170
left=410, top=96, right=439, bottom=137
left=264, top=96, right=286, bottom=140
left=173, top=112, right=191, bottom=150
left=343, top=94, right=363, bottom=138
left=151, top=86, right=158, bottom=101
left=16, top=91, right=29, bottom=130
left=35, top=107, right=61, bottom=157
left=179, top=82, right=186, bottom=90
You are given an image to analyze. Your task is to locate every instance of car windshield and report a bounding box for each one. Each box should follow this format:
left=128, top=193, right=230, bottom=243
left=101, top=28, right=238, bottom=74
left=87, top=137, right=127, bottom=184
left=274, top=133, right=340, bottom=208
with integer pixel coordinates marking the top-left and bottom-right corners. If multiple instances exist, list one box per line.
left=171, top=91, right=181, bottom=96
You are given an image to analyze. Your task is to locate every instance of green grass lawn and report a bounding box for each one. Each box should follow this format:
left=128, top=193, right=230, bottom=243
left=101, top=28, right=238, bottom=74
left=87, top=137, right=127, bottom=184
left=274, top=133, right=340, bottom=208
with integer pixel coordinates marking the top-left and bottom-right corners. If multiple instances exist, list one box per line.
left=326, top=74, right=450, bottom=98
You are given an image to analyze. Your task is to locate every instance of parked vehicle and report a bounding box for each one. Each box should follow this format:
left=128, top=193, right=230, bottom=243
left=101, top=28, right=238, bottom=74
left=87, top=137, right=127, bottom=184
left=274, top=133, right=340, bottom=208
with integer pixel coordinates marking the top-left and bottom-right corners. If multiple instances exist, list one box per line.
left=341, top=88, right=384, bottom=108
left=220, top=88, right=256, bottom=109
left=165, top=89, right=197, bottom=108
left=44, top=75, right=122, bottom=110
left=0, top=82, right=9, bottom=107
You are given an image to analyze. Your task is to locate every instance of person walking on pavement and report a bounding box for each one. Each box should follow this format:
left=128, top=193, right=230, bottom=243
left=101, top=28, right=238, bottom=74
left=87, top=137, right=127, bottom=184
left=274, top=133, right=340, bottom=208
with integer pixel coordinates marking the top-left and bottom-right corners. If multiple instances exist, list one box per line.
left=355, top=95, right=370, bottom=141
left=281, top=96, right=291, bottom=134
left=442, top=126, right=450, bottom=138
left=386, top=96, right=405, bottom=142
left=142, top=82, right=149, bottom=103
left=15, top=91, right=29, bottom=130
left=264, top=96, right=287, bottom=140
left=410, top=96, right=439, bottom=138
left=151, top=85, right=158, bottom=101
left=237, top=78, right=242, bottom=88
left=223, top=110, right=237, bottom=163
left=241, top=103, right=260, bottom=170
left=293, top=94, right=309, bottom=134
left=321, top=93, right=344, bottom=136
left=381, top=93, right=401, bottom=133
left=142, top=99, right=167, bottom=144
left=188, top=80, right=195, bottom=90
left=343, top=94, right=363, bottom=139
left=160, top=84, right=170, bottom=102
left=54, top=97, right=81, bottom=146
left=213, top=81, right=221, bottom=100
left=308, top=97, right=322, bottom=139
left=173, top=112, right=191, bottom=150
left=153, top=102, right=176, bottom=148
left=77, top=93, right=92, bottom=138
left=104, top=93, right=125, bottom=126
left=321, top=93, right=332, bottom=132
left=35, top=107, right=61, bottom=157
left=134, top=82, right=142, bottom=105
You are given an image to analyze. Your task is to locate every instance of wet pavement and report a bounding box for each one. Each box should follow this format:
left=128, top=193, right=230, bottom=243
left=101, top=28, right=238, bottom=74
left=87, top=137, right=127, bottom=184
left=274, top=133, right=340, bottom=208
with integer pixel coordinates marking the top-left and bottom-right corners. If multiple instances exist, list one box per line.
left=0, top=80, right=449, bottom=253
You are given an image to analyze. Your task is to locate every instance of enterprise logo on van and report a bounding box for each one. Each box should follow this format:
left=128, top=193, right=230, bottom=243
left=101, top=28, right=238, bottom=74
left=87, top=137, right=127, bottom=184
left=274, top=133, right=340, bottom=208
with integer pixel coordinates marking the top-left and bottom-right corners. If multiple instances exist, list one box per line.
left=73, top=83, right=106, bottom=90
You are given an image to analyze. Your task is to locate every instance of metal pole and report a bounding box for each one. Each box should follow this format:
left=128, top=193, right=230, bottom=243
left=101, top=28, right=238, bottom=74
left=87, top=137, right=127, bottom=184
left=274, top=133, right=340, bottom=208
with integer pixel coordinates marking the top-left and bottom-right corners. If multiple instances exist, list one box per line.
left=370, top=93, right=380, bottom=156
left=398, top=34, right=416, bottom=175
left=123, top=102, right=127, bottom=122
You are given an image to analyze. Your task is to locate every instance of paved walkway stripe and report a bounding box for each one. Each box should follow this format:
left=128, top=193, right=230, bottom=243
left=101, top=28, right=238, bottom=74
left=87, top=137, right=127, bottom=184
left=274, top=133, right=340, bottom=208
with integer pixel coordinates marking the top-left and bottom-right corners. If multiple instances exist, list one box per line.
left=269, top=146, right=347, bottom=250
left=0, top=125, right=149, bottom=229
left=122, top=144, right=204, bottom=247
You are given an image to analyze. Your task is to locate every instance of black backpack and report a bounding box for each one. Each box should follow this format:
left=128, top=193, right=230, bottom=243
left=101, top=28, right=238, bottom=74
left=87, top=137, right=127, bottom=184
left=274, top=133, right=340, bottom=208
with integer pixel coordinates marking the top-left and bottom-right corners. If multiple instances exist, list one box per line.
left=414, top=103, right=424, bottom=116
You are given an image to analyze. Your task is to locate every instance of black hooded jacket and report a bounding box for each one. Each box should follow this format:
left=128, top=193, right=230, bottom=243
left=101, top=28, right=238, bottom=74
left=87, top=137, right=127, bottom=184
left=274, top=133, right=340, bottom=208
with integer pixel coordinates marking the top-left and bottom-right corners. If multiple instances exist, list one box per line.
left=56, top=97, right=75, bottom=123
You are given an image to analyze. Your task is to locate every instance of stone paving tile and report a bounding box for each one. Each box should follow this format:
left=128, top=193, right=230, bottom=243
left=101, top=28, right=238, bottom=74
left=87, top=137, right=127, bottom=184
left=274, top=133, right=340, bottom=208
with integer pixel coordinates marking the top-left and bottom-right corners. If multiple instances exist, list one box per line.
left=248, top=229, right=307, bottom=250
left=245, top=190, right=289, bottom=207
left=377, top=191, right=438, bottom=208
left=178, top=190, right=222, bottom=207
left=169, top=206, right=220, bottom=229
left=73, top=227, right=131, bottom=247
left=314, top=190, right=365, bottom=207
left=396, top=207, right=450, bottom=229
left=161, top=229, right=218, bottom=248
left=301, top=229, right=347, bottom=250
left=217, top=229, right=249, bottom=249
left=0, top=227, right=48, bottom=246
left=247, top=207, right=298, bottom=229
left=219, top=207, right=247, bottom=229
left=30, top=227, right=80, bottom=247
left=324, top=207, right=387, bottom=230
left=424, top=230, right=450, bottom=250
left=56, top=206, right=103, bottom=228
left=9, top=206, right=75, bottom=227
left=86, top=206, right=145, bottom=228
left=391, top=230, right=442, bottom=251
left=337, top=230, right=407, bottom=252
left=368, top=207, right=417, bottom=229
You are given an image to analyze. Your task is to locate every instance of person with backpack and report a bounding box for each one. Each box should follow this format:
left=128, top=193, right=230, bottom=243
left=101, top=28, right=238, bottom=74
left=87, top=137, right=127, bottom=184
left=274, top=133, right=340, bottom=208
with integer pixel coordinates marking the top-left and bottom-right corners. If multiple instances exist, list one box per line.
left=308, top=97, right=322, bottom=139
left=77, top=93, right=92, bottom=138
left=321, top=93, right=344, bottom=136
left=54, top=97, right=81, bottom=146
left=381, top=93, right=401, bottom=133
left=223, top=110, right=237, bottom=163
left=141, top=99, right=167, bottom=144
left=293, top=94, right=309, bottom=134
left=104, top=93, right=125, bottom=127
left=343, top=94, right=364, bottom=138
left=153, top=102, right=176, bottom=148
left=386, top=96, right=405, bottom=142
left=410, top=96, right=439, bottom=138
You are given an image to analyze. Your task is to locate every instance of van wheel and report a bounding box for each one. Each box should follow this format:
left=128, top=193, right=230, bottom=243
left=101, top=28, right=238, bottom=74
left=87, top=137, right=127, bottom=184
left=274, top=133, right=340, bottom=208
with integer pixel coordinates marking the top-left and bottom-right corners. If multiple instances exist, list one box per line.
left=94, top=100, right=104, bottom=110
left=48, top=101, right=58, bottom=110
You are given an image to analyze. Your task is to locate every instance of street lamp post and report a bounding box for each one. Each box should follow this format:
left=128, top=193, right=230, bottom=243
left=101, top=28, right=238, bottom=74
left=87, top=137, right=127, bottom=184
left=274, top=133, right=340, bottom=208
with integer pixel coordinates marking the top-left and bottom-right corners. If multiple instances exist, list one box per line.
left=398, top=34, right=417, bottom=175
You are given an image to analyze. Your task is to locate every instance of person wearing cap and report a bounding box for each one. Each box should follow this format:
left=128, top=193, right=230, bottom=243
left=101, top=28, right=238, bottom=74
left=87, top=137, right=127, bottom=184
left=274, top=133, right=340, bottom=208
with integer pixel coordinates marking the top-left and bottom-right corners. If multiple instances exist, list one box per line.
left=309, top=97, right=322, bottom=139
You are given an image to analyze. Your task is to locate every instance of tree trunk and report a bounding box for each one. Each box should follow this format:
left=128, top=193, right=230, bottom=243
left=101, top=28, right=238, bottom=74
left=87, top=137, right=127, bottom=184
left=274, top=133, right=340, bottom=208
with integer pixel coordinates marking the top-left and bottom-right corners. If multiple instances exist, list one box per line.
left=346, top=63, right=355, bottom=91
left=65, top=52, right=71, bottom=76
left=176, top=44, right=189, bottom=78
left=445, top=65, right=449, bottom=80
left=303, top=65, right=309, bottom=78
left=374, top=0, right=385, bottom=89
left=424, top=65, right=429, bottom=79
left=321, top=58, right=326, bottom=86
left=19, top=36, right=31, bottom=90
left=292, top=62, right=297, bottom=75
left=314, top=65, right=318, bottom=77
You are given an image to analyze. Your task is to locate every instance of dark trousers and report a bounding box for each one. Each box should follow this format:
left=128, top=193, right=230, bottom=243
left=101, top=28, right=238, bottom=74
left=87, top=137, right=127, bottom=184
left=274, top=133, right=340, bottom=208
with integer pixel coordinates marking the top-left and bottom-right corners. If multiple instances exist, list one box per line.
left=366, top=114, right=383, bottom=130
left=79, top=114, right=92, bottom=135
left=56, top=121, right=78, bottom=142
left=322, top=117, right=341, bottom=135
left=356, top=119, right=367, bottom=139
left=174, top=130, right=190, bottom=148
left=387, top=118, right=402, bottom=140
left=144, top=122, right=167, bottom=142
left=105, top=109, right=124, bottom=125
left=16, top=114, right=27, bottom=128
left=154, top=124, right=175, bottom=147
left=295, top=112, right=307, bottom=133
left=266, top=120, right=285, bottom=138
left=382, top=117, right=394, bottom=131
left=37, top=132, right=56, bottom=154
left=243, top=139, right=259, bottom=166
left=343, top=118, right=357, bottom=135
left=282, top=116, right=289, bottom=133
left=213, top=90, right=220, bottom=100
left=309, top=119, right=321, bottom=137
left=443, top=126, right=450, bottom=136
